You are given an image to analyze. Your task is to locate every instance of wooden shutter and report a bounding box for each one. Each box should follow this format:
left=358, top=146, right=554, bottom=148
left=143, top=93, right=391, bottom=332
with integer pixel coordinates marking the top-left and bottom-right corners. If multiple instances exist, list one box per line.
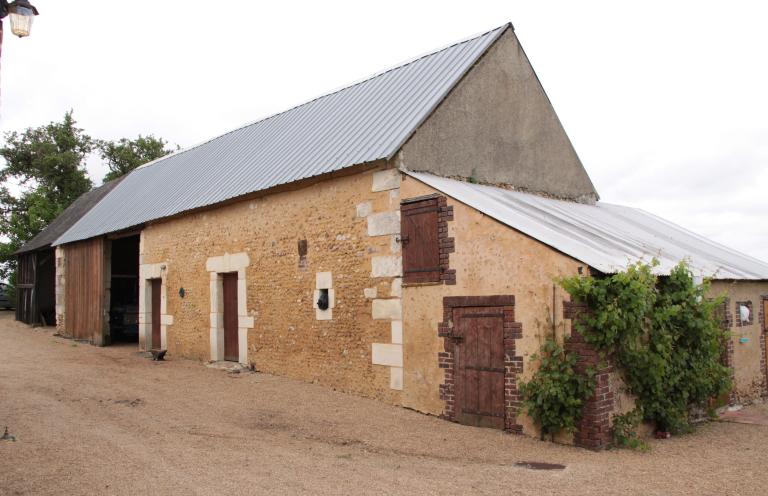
left=401, top=197, right=441, bottom=283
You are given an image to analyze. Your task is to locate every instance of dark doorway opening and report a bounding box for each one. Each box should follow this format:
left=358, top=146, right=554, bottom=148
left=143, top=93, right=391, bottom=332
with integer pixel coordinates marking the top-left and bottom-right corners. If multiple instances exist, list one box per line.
left=109, top=235, right=140, bottom=343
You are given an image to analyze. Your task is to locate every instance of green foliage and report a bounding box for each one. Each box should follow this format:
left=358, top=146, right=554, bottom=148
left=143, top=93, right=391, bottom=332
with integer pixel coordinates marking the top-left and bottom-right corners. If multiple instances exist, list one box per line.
left=0, top=113, right=174, bottom=287
left=560, top=260, right=731, bottom=433
left=519, top=339, right=595, bottom=438
left=611, top=408, right=648, bottom=451
left=97, top=135, right=175, bottom=182
left=0, top=111, right=93, bottom=281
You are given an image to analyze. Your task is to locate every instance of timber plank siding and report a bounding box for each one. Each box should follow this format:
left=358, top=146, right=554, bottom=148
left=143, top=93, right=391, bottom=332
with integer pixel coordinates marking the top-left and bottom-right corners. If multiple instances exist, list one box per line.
left=64, top=238, right=107, bottom=343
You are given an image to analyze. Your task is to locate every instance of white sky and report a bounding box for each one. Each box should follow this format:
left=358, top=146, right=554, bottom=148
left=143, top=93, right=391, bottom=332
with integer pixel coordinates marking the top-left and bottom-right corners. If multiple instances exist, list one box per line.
left=1, top=0, right=766, bottom=261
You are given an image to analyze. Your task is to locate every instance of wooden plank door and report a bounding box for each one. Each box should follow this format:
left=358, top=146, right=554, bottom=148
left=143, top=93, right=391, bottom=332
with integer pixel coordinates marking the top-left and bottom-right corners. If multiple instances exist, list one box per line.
left=453, top=306, right=506, bottom=429
left=150, top=279, right=162, bottom=349
left=222, top=273, right=239, bottom=362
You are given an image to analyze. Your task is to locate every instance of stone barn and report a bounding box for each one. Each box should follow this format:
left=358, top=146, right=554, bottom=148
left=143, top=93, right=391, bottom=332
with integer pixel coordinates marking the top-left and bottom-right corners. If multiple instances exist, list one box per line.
left=45, top=23, right=768, bottom=446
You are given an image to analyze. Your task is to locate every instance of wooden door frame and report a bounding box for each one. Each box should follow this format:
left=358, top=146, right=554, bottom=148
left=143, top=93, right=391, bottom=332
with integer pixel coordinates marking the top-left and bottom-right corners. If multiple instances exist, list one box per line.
left=437, top=295, right=523, bottom=433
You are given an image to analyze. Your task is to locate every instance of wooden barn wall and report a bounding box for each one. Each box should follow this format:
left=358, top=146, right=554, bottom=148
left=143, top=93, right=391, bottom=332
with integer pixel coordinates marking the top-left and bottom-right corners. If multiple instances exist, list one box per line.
left=64, top=238, right=107, bottom=343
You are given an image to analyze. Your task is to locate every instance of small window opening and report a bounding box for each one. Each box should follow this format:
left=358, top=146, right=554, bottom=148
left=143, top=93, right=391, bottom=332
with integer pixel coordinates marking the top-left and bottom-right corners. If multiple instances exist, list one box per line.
left=316, top=288, right=329, bottom=310
left=298, top=239, right=308, bottom=268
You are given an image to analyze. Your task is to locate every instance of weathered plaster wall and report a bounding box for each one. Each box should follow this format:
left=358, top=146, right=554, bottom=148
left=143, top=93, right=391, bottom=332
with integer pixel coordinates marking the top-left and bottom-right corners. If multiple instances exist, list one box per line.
left=399, top=174, right=584, bottom=436
left=399, top=28, right=597, bottom=203
left=140, top=165, right=404, bottom=403
left=710, top=280, right=768, bottom=403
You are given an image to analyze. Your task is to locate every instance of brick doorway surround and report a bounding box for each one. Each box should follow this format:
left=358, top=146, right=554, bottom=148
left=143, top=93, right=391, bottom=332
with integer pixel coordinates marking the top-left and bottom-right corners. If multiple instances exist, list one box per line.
left=437, top=295, right=523, bottom=433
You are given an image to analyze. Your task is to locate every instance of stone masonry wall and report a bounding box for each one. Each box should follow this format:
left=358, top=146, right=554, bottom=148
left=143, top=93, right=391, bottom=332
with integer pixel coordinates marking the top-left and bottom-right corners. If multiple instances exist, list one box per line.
left=140, top=165, right=405, bottom=403
left=54, top=246, right=66, bottom=334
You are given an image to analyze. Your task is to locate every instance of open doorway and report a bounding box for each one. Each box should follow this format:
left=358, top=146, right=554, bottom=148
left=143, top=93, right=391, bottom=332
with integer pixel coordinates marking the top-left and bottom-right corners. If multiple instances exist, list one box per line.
left=109, top=235, right=140, bottom=343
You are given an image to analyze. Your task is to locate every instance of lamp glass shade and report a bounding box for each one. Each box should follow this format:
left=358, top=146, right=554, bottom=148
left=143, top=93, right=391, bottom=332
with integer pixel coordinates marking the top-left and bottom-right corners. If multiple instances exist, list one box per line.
left=9, top=6, right=35, bottom=38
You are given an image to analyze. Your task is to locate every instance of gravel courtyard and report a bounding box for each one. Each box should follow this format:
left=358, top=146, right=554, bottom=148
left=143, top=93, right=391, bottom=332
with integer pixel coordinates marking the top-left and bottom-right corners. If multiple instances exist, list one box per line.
left=1, top=312, right=766, bottom=495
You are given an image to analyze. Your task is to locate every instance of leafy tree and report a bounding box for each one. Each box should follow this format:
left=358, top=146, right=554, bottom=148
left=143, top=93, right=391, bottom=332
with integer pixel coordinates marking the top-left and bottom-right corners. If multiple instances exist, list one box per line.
left=98, top=135, right=174, bottom=182
left=0, top=111, right=93, bottom=282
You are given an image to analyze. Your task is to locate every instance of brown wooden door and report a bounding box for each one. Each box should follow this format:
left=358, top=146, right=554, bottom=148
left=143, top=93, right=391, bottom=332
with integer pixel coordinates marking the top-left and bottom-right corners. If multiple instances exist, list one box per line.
left=223, top=273, right=239, bottom=362
left=401, top=198, right=441, bottom=283
left=453, top=306, right=506, bottom=429
left=150, top=279, right=162, bottom=349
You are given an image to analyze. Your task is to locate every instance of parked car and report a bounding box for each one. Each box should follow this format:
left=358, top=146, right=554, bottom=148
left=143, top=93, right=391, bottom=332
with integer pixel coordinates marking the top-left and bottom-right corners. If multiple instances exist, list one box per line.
left=0, top=283, right=14, bottom=310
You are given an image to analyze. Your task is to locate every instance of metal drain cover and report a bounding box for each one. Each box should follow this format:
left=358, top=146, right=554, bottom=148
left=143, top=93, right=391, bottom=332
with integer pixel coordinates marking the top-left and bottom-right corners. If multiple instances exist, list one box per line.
left=514, top=461, right=566, bottom=470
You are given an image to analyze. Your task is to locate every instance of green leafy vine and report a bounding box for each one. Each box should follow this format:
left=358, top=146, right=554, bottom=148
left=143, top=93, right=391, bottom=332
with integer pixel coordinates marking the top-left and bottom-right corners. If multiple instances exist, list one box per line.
left=520, top=260, right=731, bottom=443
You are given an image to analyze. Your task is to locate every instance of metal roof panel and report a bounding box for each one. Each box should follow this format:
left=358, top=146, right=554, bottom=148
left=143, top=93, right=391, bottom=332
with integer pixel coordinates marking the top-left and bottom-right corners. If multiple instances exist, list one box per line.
left=54, top=24, right=508, bottom=245
left=406, top=171, right=768, bottom=280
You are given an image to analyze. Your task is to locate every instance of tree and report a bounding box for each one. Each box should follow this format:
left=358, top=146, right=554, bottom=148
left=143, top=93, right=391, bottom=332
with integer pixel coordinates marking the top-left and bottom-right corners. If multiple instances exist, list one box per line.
left=98, top=135, right=174, bottom=182
left=0, top=111, right=94, bottom=282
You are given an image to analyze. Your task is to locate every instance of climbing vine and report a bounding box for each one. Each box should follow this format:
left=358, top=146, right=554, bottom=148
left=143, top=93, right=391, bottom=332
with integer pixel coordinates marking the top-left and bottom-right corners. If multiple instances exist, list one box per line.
left=560, top=260, right=731, bottom=434
left=520, top=260, right=731, bottom=441
left=518, top=340, right=595, bottom=439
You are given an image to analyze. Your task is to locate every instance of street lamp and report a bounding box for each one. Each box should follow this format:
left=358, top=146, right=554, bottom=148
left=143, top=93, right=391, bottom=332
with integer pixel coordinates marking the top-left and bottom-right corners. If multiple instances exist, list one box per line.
left=1, top=0, right=39, bottom=38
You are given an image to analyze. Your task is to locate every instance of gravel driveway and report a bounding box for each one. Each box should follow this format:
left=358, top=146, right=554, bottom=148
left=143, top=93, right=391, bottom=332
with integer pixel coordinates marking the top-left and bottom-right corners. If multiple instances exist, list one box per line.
left=1, top=312, right=766, bottom=495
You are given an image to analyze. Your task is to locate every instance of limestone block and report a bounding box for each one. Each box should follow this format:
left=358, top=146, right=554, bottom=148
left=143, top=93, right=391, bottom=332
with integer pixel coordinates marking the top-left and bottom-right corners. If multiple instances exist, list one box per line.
left=238, top=316, right=255, bottom=328
left=206, top=252, right=250, bottom=273
left=356, top=201, right=373, bottom=218
left=372, top=299, right=402, bottom=320
left=367, top=211, right=400, bottom=236
left=390, top=235, right=401, bottom=253
left=390, top=277, right=402, bottom=297
left=363, top=287, right=378, bottom=299
left=390, top=366, right=404, bottom=390
left=372, top=169, right=401, bottom=192
left=371, top=256, right=402, bottom=278
left=391, top=321, right=403, bottom=344
left=372, top=343, right=403, bottom=367
left=316, top=308, right=332, bottom=321
left=316, top=271, right=332, bottom=289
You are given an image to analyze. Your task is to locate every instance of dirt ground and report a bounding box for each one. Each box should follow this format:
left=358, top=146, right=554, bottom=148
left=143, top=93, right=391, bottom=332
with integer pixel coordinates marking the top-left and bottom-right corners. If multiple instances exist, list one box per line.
left=1, top=313, right=767, bottom=495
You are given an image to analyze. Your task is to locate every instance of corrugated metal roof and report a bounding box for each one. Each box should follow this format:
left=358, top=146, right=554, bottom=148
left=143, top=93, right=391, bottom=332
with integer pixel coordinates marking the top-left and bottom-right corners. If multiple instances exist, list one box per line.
left=16, top=178, right=124, bottom=254
left=407, top=172, right=768, bottom=280
left=54, top=24, right=509, bottom=246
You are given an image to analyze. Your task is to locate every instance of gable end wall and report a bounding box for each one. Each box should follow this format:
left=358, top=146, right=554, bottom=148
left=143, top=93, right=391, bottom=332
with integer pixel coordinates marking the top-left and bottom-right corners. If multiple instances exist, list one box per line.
left=399, top=28, right=598, bottom=203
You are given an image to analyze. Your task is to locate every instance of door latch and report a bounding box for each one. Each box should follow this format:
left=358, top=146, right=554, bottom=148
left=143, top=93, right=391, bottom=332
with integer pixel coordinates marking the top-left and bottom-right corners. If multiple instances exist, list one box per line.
left=396, top=235, right=410, bottom=245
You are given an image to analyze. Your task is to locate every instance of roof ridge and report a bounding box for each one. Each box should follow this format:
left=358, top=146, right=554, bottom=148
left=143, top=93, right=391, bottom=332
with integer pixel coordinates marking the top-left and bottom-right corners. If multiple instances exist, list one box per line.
left=134, top=23, right=512, bottom=173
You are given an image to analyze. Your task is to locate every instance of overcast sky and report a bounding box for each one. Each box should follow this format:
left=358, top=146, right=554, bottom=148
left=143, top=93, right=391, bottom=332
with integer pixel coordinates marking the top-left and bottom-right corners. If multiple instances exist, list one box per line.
left=1, top=0, right=766, bottom=261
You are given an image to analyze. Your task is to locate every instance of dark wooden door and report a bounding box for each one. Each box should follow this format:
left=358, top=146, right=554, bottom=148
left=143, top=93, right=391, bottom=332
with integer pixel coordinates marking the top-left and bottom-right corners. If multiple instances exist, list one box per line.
left=401, top=198, right=440, bottom=283
left=223, top=273, right=239, bottom=362
left=453, top=306, right=506, bottom=429
left=150, top=279, right=162, bottom=349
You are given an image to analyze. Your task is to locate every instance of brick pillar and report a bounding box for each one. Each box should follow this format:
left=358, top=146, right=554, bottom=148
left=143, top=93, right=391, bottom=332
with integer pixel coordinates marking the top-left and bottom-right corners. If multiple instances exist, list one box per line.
left=566, top=329, right=613, bottom=450
left=563, top=301, right=614, bottom=450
